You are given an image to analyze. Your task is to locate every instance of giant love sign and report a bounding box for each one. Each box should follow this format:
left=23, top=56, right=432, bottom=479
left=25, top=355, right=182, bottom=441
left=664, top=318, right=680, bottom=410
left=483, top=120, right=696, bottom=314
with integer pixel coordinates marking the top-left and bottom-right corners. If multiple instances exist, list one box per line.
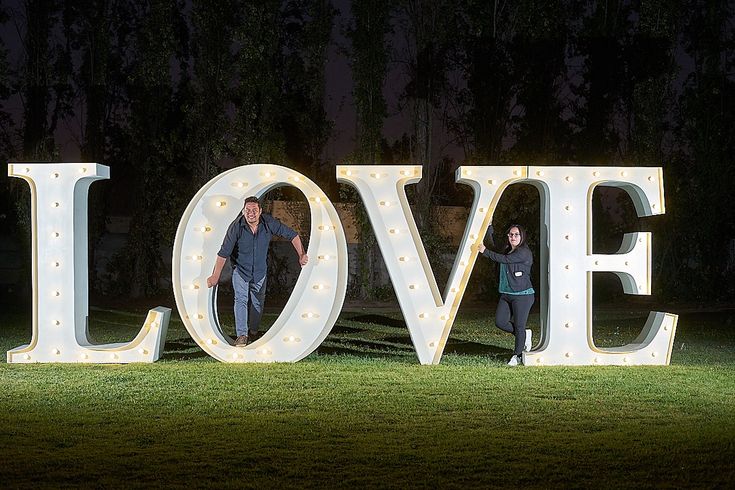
left=6, top=162, right=677, bottom=366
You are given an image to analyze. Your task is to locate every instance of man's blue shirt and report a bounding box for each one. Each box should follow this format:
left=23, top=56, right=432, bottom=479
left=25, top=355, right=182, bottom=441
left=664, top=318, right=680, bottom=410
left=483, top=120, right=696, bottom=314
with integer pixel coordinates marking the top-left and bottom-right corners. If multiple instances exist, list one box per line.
left=217, top=213, right=297, bottom=282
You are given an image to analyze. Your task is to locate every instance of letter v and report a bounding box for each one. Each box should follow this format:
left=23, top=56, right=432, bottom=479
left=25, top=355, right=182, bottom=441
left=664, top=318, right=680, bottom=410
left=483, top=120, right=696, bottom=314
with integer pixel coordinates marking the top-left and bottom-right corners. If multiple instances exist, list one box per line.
left=338, top=165, right=526, bottom=364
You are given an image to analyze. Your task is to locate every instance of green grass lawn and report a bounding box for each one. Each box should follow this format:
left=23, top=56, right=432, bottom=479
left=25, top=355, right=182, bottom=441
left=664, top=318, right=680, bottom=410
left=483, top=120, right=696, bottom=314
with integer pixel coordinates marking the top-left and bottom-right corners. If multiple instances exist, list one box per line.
left=1, top=304, right=734, bottom=488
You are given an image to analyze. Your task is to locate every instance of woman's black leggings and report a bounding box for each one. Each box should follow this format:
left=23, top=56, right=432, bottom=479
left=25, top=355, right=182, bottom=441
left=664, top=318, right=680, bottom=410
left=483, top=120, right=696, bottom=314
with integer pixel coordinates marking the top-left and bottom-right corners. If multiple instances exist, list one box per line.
left=495, top=293, right=535, bottom=356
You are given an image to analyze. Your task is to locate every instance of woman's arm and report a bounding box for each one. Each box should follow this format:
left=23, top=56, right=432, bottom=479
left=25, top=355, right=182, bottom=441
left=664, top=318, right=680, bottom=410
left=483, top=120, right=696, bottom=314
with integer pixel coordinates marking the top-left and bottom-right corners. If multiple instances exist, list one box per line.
left=482, top=246, right=532, bottom=264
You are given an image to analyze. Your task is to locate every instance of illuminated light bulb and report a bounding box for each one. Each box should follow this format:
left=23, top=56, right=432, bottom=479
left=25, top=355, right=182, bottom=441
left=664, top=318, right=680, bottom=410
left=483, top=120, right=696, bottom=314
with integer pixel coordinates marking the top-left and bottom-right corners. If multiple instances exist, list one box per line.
left=52, top=232, right=60, bottom=238
left=53, top=291, right=60, bottom=297
left=197, top=225, right=212, bottom=233
left=23, top=354, right=31, bottom=360
left=408, top=284, right=419, bottom=290
left=138, top=348, right=148, bottom=355
left=398, top=256, right=409, bottom=262
left=312, top=284, right=325, bottom=290
left=293, top=176, right=301, bottom=182
left=621, top=170, right=628, bottom=177
left=464, top=169, right=472, bottom=176
left=565, top=352, right=573, bottom=358
left=379, top=200, right=391, bottom=206
left=565, top=176, right=573, bottom=182
left=150, top=321, right=159, bottom=328
left=215, top=200, right=227, bottom=207
left=52, top=348, right=60, bottom=355
left=53, top=261, right=60, bottom=267
left=460, top=261, right=466, bottom=266
left=206, top=338, right=215, bottom=345
left=370, top=172, right=381, bottom=179
left=479, top=207, right=485, bottom=213
left=318, top=225, right=335, bottom=231
left=428, top=341, right=437, bottom=347
left=52, top=172, right=60, bottom=179
left=232, top=353, right=239, bottom=360
left=418, top=313, right=428, bottom=319
left=536, top=170, right=544, bottom=176
left=264, top=171, right=273, bottom=178
left=450, top=287, right=457, bottom=293
left=440, top=315, right=448, bottom=321
left=284, top=335, right=297, bottom=342
left=54, top=320, right=61, bottom=326
left=513, top=169, right=520, bottom=176
left=52, top=201, right=60, bottom=208
left=470, top=234, right=476, bottom=240
left=593, top=171, right=600, bottom=177
left=259, top=348, right=271, bottom=356
left=345, top=170, right=353, bottom=176
left=232, top=181, right=247, bottom=188
left=302, top=312, right=318, bottom=319
left=487, top=179, right=495, bottom=185
left=196, top=314, right=204, bottom=320
left=187, top=284, right=200, bottom=290
left=194, top=255, right=204, bottom=261
left=389, top=228, right=400, bottom=234
left=564, top=322, right=572, bottom=329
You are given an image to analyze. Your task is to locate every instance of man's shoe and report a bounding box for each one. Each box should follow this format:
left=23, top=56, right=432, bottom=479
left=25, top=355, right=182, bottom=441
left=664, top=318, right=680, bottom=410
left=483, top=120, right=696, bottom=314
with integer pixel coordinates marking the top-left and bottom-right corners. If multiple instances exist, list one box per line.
left=234, top=335, right=248, bottom=347
left=246, top=332, right=262, bottom=345
left=525, top=329, right=532, bottom=351
left=507, top=355, right=519, bottom=366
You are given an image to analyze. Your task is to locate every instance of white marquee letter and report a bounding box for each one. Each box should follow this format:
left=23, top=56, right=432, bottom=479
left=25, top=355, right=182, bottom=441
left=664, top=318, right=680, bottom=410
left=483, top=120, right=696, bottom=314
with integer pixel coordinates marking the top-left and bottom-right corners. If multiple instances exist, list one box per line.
left=337, top=165, right=526, bottom=364
left=524, top=166, right=677, bottom=366
left=6, top=163, right=170, bottom=363
left=172, top=164, right=348, bottom=362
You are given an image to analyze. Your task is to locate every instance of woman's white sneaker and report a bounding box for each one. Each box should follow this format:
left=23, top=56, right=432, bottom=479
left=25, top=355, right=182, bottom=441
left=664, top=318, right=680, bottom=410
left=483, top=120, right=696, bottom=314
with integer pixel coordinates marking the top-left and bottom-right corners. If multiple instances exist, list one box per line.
left=507, top=355, right=520, bottom=366
left=525, top=329, right=532, bottom=351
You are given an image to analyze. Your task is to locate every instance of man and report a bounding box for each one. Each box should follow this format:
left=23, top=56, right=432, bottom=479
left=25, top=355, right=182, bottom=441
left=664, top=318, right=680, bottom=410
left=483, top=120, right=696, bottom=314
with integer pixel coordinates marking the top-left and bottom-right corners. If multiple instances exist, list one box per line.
left=207, top=196, right=308, bottom=346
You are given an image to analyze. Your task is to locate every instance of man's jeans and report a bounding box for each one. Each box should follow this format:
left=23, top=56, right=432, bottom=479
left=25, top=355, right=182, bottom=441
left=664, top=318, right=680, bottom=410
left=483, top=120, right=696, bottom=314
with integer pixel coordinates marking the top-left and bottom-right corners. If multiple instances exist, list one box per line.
left=232, top=270, right=267, bottom=337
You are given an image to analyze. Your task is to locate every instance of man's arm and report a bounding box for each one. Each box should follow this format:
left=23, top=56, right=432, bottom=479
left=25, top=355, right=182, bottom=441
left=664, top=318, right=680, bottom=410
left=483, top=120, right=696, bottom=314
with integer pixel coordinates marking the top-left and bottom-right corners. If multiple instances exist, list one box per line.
left=291, top=235, right=308, bottom=267
left=207, top=256, right=227, bottom=288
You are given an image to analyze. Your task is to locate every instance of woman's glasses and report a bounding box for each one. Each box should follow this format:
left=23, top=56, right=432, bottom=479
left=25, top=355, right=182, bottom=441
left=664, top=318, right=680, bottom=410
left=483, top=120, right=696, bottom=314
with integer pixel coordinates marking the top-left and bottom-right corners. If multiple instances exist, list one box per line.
left=507, top=233, right=521, bottom=238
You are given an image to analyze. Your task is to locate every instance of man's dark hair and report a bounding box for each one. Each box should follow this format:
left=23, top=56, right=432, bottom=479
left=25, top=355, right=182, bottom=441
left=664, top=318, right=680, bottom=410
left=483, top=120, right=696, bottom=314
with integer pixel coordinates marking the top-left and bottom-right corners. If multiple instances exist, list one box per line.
left=243, top=196, right=260, bottom=208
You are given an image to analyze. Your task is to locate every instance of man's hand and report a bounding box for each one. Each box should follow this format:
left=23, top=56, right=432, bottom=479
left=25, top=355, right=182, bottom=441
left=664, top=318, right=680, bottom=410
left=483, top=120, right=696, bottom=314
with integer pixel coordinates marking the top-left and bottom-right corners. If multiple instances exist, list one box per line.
left=299, top=254, right=309, bottom=267
left=206, top=274, right=219, bottom=288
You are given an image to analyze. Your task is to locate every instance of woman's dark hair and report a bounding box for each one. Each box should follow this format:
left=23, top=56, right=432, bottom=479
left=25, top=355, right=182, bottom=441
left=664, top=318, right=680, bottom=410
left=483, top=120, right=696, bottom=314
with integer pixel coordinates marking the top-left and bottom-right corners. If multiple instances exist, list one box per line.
left=504, top=224, right=528, bottom=253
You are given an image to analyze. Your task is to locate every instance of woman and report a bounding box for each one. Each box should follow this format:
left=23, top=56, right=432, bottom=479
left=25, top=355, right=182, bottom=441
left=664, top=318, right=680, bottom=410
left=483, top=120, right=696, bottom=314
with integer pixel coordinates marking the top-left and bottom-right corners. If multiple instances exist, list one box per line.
left=478, top=224, right=535, bottom=366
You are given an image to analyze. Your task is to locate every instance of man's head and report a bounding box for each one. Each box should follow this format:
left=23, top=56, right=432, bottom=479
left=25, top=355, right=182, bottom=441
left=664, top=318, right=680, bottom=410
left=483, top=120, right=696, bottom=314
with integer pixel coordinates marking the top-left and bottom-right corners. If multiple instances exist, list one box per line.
left=242, top=196, right=262, bottom=225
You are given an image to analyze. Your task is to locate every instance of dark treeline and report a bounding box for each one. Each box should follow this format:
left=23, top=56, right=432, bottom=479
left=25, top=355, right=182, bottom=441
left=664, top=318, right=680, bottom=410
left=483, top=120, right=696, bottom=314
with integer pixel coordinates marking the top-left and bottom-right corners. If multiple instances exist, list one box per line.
left=0, top=0, right=733, bottom=302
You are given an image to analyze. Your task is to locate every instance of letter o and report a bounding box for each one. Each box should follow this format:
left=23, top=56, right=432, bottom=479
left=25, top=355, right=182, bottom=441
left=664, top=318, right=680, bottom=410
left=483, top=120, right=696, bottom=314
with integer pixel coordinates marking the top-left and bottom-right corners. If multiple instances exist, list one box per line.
left=172, top=164, right=348, bottom=362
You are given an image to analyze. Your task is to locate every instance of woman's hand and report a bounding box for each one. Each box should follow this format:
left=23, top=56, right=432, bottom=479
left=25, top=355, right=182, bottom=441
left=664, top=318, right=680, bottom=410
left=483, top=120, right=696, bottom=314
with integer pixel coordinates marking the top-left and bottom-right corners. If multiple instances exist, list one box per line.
left=478, top=243, right=486, bottom=253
